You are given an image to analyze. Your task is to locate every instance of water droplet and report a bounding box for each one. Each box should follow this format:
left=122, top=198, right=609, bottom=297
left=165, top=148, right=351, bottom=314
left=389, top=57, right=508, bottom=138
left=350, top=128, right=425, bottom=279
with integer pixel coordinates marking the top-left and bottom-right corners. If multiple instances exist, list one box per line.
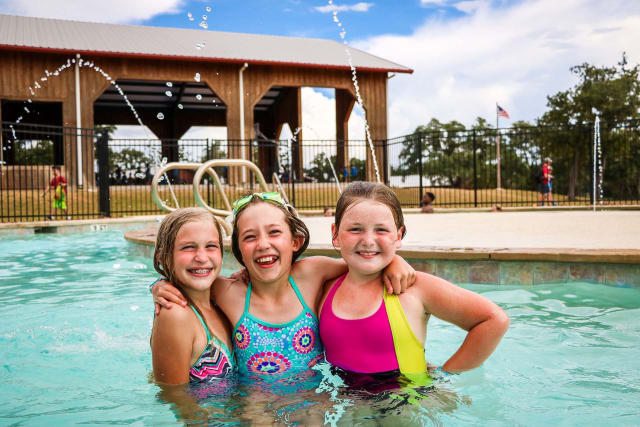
left=165, top=90, right=172, bottom=97
left=202, top=15, right=208, bottom=20
left=24, top=107, right=30, bottom=113
left=216, top=72, right=219, bottom=75
left=188, top=12, right=194, bottom=21
left=135, top=172, right=145, bottom=179
left=194, top=73, right=201, bottom=82
left=27, top=99, right=32, bottom=103
left=206, top=6, right=212, bottom=12
left=113, top=263, right=121, bottom=269
left=178, top=104, right=184, bottom=109
left=166, top=82, right=173, bottom=87
left=196, top=94, right=202, bottom=100
left=130, top=305, right=139, bottom=311
left=157, top=112, right=165, bottom=120
left=338, top=22, right=342, bottom=27
left=41, top=77, right=47, bottom=81
left=199, top=21, right=208, bottom=29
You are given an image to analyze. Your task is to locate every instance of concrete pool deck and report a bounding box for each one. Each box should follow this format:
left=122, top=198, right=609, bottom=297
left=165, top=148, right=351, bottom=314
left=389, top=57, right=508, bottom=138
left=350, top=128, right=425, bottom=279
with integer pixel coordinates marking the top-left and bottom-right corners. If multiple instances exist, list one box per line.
left=2, top=210, right=638, bottom=286
left=125, top=209, right=640, bottom=287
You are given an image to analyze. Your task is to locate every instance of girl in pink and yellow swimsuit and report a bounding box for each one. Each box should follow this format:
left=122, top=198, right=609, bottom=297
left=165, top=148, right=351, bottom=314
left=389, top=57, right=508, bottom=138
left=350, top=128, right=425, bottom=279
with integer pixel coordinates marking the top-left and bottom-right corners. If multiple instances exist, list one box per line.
left=319, top=182, right=510, bottom=380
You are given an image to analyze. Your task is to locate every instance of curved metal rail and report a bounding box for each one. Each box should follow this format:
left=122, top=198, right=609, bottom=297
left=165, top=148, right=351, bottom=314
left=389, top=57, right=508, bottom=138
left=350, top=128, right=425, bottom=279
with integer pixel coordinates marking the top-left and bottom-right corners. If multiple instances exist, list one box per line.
left=152, top=159, right=271, bottom=236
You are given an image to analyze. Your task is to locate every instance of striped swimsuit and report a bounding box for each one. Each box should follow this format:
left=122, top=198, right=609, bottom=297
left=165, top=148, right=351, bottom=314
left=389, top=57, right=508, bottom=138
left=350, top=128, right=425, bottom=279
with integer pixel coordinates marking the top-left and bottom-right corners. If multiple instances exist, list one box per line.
left=233, top=277, right=324, bottom=377
left=188, top=306, right=234, bottom=382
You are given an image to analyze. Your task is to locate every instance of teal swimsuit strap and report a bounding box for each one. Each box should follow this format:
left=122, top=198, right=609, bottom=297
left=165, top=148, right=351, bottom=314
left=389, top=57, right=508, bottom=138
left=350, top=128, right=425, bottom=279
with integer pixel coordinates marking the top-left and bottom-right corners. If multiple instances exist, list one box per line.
left=189, top=305, right=212, bottom=343
left=190, top=305, right=234, bottom=357
left=288, top=276, right=316, bottom=319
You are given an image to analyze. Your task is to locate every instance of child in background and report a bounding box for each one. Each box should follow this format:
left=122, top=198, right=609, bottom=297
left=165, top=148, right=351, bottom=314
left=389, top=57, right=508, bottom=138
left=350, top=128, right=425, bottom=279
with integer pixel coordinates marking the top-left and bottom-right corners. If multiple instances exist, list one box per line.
left=319, top=182, right=509, bottom=380
left=152, top=192, right=415, bottom=379
left=150, top=207, right=233, bottom=385
left=41, top=165, right=69, bottom=220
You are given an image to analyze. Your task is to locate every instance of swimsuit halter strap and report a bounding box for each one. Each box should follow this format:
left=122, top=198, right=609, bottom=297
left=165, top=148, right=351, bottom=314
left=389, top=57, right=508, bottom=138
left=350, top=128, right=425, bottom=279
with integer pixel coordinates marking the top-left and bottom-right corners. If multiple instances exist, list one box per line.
left=189, top=305, right=212, bottom=343
left=288, top=275, right=313, bottom=313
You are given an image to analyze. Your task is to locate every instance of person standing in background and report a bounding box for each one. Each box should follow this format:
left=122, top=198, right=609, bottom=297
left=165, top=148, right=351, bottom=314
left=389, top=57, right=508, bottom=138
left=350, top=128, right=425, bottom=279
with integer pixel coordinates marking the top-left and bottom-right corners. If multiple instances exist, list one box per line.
left=41, top=165, right=69, bottom=220
left=547, top=164, right=557, bottom=206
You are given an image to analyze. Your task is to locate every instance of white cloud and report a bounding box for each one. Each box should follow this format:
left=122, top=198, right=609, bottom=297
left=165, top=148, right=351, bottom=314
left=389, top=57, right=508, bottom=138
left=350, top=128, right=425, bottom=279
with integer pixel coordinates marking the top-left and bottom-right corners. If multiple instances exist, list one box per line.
left=0, top=0, right=184, bottom=24
left=315, top=2, right=374, bottom=14
left=352, top=0, right=640, bottom=136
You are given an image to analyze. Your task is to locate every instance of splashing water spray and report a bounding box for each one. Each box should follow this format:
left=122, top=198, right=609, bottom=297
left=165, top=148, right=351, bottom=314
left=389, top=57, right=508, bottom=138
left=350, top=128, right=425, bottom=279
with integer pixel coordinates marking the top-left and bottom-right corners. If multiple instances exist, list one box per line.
left=12, top=56, right=180, bottom=207
left=592, top=114, right=603, bottom=212
left=328, top=0, right=381, bottom=183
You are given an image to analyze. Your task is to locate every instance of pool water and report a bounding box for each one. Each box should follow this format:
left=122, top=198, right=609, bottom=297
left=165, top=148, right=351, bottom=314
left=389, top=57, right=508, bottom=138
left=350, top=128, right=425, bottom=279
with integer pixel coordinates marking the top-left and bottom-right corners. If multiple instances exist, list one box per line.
left=1, top=229, right=639, bottom=425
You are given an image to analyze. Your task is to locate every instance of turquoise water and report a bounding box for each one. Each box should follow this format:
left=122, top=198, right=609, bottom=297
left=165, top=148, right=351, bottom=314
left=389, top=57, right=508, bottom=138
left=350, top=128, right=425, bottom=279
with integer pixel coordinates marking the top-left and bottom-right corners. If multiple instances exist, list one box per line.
left=1, top=229, right=639, bottom=425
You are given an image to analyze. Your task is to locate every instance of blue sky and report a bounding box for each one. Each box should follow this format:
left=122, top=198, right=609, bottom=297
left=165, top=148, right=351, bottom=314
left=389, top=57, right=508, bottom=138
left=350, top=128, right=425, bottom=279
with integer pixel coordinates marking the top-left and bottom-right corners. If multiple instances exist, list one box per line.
left=1, top=0, right=639, bottom=139
left=145, top=1, right=463, bottom=40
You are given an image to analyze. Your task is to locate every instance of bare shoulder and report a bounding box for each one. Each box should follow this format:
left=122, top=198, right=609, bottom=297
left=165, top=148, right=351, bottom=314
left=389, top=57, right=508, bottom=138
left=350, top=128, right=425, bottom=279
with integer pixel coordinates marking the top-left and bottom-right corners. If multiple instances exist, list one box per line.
left=154, top=303, right=195, bottom=327
left=403, top=271, right=461, bottom=301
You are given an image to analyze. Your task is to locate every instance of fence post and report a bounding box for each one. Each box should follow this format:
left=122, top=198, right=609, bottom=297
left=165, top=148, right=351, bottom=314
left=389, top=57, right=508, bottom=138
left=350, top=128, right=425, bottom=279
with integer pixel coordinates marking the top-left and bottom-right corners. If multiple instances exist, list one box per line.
left=290, top=146, right=296, bottom=207
left=473, top=130, right=478, bottom=207
left=383, top=139, right=389, bottom=185
left=96, top=130, right=110, bottom=217
left=417, top=133, right=423, bottom=207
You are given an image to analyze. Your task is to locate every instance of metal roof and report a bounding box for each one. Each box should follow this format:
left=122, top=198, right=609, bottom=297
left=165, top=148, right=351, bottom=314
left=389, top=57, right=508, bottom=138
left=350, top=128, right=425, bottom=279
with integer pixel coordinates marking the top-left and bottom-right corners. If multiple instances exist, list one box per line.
left=0, top=14, right=412, bottom=73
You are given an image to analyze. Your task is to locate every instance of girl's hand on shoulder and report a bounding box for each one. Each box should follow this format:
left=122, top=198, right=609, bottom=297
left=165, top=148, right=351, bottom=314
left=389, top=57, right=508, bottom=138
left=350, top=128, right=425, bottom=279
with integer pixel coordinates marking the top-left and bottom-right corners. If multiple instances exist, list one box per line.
left=383, top=255, right=416, bottom=295
left=152, top=279, right=187, bottom=315
left=228, top=268, right=250, bottom=286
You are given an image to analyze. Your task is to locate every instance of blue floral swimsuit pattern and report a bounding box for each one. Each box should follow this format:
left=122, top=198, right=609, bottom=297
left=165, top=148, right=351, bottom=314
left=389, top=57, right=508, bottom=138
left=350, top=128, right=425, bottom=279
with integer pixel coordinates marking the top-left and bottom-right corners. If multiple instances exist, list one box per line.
left=233, top=276, right=324, bottom=377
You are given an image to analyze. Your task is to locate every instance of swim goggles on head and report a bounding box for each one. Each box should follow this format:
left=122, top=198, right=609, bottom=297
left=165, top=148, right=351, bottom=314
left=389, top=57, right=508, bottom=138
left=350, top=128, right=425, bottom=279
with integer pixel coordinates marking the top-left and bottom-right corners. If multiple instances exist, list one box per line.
left=232, top=191, right=286, bottom=215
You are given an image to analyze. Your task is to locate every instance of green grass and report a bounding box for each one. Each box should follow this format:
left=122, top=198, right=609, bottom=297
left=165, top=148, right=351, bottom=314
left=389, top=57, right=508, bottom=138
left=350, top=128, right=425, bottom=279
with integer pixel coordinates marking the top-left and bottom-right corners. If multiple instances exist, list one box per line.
left=0, top=183, right=631, bottom=222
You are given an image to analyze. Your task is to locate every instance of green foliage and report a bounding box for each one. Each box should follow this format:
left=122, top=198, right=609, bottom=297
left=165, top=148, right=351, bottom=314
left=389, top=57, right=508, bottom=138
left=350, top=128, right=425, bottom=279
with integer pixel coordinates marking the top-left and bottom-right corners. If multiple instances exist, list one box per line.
left=392, top=54, right=640, bottom=201
left=540, top=53, right=640, bottom=200
left=13, top=139, right=54, bottom=165
left=307, top=152, right=337, bottom=182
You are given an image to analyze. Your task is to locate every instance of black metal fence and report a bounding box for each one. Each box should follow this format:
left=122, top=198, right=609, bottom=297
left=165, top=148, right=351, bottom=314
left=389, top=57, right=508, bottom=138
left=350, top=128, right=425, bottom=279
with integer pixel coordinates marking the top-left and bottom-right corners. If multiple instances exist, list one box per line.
left=1, top=120, right=639, bottom=222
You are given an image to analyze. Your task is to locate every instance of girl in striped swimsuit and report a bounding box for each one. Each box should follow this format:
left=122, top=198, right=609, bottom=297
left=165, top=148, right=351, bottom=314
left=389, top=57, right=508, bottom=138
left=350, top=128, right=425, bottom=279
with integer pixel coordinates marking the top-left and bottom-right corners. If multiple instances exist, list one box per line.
left=150, top=208, right=233, bottom=385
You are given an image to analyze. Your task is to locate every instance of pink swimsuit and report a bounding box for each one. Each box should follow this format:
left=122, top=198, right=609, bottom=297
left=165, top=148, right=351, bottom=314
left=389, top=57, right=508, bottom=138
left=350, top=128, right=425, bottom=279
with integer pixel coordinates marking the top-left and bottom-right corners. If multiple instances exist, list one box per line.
left=319, top=274, right=399, bottom=373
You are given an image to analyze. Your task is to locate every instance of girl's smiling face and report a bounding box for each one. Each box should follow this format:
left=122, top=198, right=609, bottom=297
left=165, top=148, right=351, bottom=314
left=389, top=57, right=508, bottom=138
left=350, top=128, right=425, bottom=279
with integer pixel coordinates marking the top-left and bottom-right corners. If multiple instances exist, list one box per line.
left=333, top=199, right=403, bottom=277
left=236, top=203, right=302, bottom=284
left=172, top=218, right=222, bottom=292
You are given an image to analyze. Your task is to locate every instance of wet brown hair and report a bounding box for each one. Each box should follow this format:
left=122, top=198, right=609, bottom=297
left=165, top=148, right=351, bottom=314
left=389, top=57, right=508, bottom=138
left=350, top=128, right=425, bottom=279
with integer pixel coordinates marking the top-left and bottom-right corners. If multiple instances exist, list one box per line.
left=333, top=181, right=406, bottom=240
left=231, top=196, right=310, bottom=267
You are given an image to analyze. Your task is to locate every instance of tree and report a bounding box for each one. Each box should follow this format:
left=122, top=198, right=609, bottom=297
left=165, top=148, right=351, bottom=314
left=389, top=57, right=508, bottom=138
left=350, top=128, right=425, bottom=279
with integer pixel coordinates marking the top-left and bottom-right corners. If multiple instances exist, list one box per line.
left=307, top=152, right=337, bottom=182
left=539, top=53, right=640, bottom=200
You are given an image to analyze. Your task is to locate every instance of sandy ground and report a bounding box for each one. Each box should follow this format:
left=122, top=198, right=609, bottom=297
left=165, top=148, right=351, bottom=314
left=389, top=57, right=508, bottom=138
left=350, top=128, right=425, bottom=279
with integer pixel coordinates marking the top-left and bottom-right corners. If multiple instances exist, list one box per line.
left=302, top=210, right=640, bottom=250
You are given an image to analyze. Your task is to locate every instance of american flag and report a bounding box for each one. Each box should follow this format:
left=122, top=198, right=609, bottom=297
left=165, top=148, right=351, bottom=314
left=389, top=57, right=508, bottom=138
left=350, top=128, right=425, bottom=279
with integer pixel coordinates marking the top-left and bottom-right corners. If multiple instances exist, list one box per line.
left=497, top=104, right=510, bottom=119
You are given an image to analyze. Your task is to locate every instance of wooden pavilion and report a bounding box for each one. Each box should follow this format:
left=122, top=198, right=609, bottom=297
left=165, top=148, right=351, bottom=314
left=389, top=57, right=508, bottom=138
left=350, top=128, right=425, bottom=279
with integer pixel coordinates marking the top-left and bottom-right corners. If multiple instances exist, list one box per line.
left=0, top=14, right=412, bottom=185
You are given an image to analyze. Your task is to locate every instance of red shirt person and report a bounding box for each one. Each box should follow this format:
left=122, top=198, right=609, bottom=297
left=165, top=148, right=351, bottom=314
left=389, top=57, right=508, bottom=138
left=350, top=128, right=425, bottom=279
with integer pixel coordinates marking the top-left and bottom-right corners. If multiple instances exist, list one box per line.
left=41, top=165, right=68, bottom=219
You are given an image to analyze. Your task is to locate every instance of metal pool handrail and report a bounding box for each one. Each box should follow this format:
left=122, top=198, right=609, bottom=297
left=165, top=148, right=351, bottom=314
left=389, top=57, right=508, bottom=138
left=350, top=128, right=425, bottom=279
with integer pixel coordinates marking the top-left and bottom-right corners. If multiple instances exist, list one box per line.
left=152, top=159, right=272, bottom=236
left=151, top=161, right=232, bottom=235
left=272, top=172, right=290, bottom=205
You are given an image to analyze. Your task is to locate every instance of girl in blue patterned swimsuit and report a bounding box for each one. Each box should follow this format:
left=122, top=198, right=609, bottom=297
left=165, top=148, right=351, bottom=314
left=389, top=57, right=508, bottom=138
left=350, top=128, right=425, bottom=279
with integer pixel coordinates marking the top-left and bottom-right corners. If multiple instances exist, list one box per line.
left=153, top=193, right=414, bottom=380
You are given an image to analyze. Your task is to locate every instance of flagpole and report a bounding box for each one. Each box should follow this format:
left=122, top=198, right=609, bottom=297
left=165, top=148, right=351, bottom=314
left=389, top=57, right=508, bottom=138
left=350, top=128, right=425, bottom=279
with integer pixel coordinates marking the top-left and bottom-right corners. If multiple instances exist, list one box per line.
left=496, top=102, right=501, bottom=191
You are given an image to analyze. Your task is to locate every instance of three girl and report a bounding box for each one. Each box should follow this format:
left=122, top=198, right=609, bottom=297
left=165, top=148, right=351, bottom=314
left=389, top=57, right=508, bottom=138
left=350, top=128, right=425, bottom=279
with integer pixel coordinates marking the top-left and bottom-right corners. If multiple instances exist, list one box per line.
left=151, top=184, right=509, bottom=388
left=152, top=192, right=414, bottom=382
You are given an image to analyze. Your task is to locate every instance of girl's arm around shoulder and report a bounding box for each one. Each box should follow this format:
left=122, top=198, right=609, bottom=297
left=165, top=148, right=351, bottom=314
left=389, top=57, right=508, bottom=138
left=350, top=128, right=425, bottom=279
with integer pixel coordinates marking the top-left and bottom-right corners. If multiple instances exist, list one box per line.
left=293, top=256, right=347, bottom=289
left=211, top=275, right=248, bottom=326
left=151, top=305, right=196, bottom=385
left=409, top=272, right=510, bottom=372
